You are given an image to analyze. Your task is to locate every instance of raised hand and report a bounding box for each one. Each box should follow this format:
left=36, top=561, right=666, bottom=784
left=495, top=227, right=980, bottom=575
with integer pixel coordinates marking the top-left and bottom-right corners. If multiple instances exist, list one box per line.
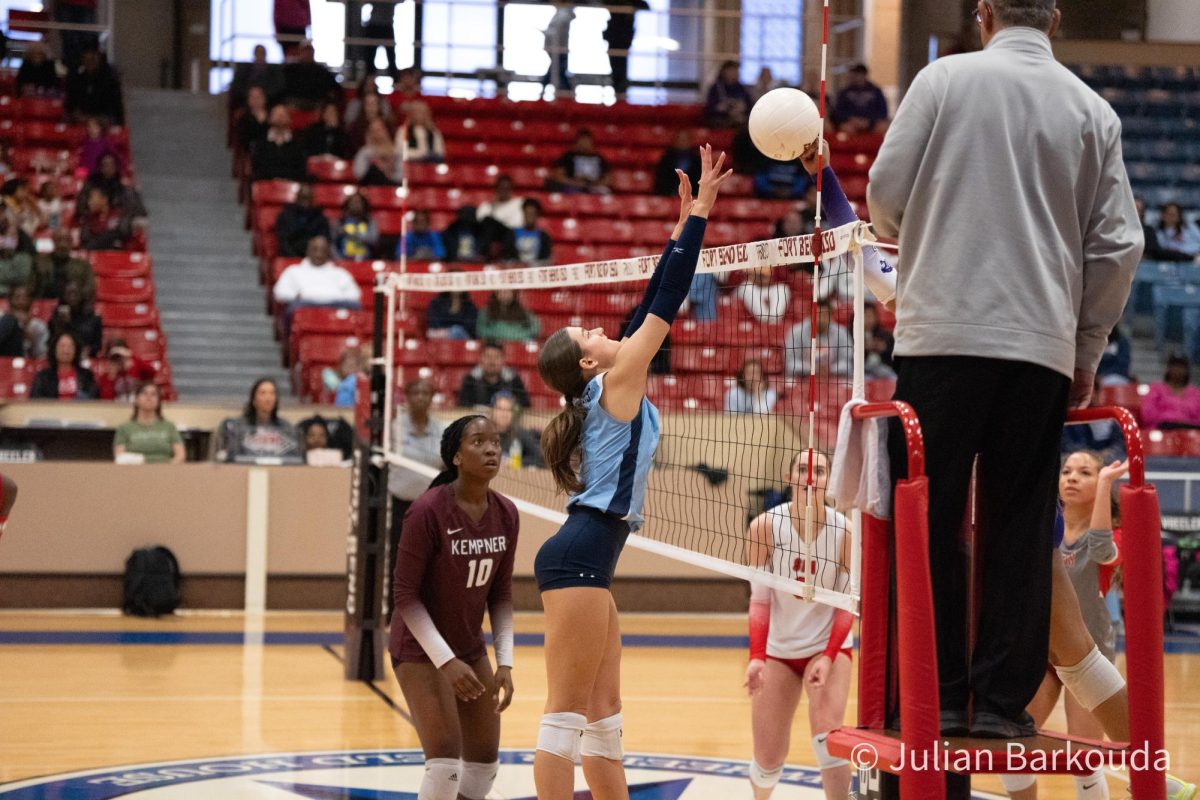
left=1099, top=459, right=1129, bottom=485
left=799, top=138, right=827, bottom=176
left=691, top=144, right=734, bottom=218
left=671, top=168, right=695, bottom=239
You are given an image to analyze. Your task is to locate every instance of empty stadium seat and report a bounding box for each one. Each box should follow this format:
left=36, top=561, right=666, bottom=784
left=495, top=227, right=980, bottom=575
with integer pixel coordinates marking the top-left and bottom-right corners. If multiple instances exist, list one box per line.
left=95, top=276, right=155, bottom=305
left=88, top=251, right=151, bottom=278
left=0, top=357, right=35, bottom=400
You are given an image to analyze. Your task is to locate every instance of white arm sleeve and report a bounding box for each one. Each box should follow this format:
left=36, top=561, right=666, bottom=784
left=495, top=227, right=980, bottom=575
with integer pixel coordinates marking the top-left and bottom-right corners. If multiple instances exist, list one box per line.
left=396, top=603, right=456, bottom=668
left=489, top=600, right=514, bottom=668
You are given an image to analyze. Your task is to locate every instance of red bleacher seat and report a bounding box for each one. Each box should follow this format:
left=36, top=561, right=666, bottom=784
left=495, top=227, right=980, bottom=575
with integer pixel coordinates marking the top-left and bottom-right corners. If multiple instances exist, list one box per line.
left=251, top=179, right=298, bottom=206
left=673, top=345, right=734, bottom=374
left=95, top=276, right=154, bottom=304
left=96, top=302, right=159, bottom=331
left=524, top=290, right=581, bottom=315
left=16, top=97, right=65, bottom=121
left=312, top=182, right=356, bottom=208
left=504, top=340, right=540, bottom=368
left=88, top=251, right=151, bottom=278
left=0, top=357, right=35, bottom=400
left=118, top=329, right=167, bottom=362
left=398, top=337, right=482, bottom=368
left=609, top=170, right=652, bottom=194
left=361, top=184, right=411, bottom=210
left=307, top=156, right=356, bottom=182
left=20, top=122, right=83, bottom=149
left=738, top=345, right=785, bottom=375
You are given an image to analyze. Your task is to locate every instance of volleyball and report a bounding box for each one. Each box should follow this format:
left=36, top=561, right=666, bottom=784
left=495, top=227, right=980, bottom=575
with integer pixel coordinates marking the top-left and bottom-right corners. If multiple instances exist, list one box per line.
left=748, top=87, right=822, bottom=162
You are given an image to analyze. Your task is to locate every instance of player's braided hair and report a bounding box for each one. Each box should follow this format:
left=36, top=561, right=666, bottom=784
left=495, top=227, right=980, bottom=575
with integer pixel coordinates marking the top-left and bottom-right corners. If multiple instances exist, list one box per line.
left=428, top=414, right=489, bottom=489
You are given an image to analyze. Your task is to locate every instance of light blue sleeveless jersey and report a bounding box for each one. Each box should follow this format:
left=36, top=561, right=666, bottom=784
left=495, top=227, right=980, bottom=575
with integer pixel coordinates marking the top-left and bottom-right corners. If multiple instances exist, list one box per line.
left=568, top=373, right=661, bottom=529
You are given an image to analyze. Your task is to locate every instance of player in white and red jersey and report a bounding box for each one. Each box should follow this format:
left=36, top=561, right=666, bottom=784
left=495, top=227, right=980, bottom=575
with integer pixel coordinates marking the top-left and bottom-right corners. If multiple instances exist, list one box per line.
left=744, top=450, right=855, bottom=800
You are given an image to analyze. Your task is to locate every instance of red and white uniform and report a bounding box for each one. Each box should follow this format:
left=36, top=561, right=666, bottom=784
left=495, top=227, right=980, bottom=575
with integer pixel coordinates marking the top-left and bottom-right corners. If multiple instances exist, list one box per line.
left=761, top=503, right=853, bottom=660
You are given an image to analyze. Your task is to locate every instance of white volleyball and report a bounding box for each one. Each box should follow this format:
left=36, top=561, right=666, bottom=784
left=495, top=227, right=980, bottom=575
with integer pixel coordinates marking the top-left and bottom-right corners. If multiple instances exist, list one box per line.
left=748, top=87, right=822, bottom=162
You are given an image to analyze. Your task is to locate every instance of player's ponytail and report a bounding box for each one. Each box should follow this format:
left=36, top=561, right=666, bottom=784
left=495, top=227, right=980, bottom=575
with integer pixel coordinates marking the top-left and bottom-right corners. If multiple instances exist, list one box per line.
left=538, top=329, right=589, bottom=495
left=428, top=414, right=488, bottom=489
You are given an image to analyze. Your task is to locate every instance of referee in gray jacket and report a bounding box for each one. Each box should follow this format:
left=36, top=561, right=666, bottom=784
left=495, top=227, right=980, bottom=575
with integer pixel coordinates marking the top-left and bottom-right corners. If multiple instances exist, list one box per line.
left=867, top=0, right=1141, bottom=740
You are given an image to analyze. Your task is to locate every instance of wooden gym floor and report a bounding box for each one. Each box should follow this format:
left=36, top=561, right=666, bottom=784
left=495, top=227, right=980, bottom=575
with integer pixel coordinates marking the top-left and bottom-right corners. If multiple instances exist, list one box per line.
left=0, top=611, right=1197, bottom=798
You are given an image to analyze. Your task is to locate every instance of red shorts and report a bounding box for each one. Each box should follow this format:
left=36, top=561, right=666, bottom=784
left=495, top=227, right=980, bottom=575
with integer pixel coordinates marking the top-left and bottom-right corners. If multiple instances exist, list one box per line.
left=767, top=648, right=853, bottom=678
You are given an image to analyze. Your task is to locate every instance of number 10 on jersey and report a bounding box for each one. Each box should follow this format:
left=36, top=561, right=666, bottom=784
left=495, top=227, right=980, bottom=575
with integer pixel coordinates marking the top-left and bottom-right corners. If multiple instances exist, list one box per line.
left=466, top=558, right=493, bottom=588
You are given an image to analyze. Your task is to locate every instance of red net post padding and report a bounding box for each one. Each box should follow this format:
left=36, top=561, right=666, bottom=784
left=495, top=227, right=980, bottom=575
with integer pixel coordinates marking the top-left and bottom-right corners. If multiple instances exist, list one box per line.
left=858, top=512, right=890, bottom=732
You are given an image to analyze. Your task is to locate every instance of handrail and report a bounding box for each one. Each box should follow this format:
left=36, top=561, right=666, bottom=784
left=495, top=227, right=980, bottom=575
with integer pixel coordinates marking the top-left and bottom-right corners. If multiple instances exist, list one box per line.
left=1065, top=405, right=1145, bottom=487
left=851, top=400, right=925, bottom=478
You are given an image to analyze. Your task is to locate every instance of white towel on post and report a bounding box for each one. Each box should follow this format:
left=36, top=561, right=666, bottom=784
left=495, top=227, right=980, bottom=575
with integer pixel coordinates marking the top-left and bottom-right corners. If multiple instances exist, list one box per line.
left=828, top=397, right=892, bottom=520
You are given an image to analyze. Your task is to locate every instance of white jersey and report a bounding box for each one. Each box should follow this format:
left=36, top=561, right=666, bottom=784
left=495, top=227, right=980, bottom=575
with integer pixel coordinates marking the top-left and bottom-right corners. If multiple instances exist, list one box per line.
left=765, top=503, right=854, bottom=660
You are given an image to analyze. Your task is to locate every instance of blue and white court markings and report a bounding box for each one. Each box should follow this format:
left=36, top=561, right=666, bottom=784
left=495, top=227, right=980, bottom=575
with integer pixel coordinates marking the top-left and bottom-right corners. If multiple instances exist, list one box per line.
left=0, top=749, right=1004, bottom=798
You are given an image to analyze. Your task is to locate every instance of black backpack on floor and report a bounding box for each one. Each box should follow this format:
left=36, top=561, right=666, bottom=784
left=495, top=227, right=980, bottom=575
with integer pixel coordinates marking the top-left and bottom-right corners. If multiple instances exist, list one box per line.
left=122, top=546, right=181, bottom=617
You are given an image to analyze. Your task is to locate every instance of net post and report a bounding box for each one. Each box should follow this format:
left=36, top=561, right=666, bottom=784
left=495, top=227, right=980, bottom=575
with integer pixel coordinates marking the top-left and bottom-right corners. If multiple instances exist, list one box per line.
left=342, top=272, right=392, bottom=682
left=850, top=235, right=867, bottom=603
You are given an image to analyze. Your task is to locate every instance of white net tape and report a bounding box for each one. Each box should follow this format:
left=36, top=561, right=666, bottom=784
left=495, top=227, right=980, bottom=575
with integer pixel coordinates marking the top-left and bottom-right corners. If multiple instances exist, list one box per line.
left=381, top=221, right=877, bottom=614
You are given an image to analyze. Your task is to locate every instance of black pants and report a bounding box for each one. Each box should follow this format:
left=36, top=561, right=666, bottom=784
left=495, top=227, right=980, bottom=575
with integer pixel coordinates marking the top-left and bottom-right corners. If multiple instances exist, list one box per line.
left=887, top=355, right=1069, bottom=721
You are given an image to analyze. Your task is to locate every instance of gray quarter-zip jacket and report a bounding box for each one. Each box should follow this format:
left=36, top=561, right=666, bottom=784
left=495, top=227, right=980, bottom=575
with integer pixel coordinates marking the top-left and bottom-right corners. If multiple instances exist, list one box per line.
left=867, top=27, right=1142, bottom=379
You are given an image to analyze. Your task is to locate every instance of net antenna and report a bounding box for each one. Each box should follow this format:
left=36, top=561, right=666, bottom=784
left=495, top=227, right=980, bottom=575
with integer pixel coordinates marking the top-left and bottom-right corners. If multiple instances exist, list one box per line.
left=380, top=225, right=874, bottom=614
left=800, top=0, right=835, bottom=604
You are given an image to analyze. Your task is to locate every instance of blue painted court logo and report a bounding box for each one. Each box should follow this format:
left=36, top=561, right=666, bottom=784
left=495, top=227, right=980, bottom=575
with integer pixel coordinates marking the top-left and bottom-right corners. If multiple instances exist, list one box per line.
left=0, top=749, right=1004, bottom=798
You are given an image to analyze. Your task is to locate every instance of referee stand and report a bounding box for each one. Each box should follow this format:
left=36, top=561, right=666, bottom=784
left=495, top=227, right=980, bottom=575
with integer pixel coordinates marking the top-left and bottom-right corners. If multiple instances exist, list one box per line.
left=827, top=405, right=1166, bottom=799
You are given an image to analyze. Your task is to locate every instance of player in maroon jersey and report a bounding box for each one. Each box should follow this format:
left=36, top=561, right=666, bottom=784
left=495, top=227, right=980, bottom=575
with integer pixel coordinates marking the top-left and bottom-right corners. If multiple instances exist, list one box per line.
left=390, top=414, right=519, bottom=800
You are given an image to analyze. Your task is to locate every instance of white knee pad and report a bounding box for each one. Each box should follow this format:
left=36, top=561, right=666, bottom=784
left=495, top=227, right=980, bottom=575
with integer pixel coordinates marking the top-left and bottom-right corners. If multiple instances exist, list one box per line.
left=812, top=734, right=849, bottom=770
left=581, top=713, right=624, bottom=760
left=1000, top=773, right=1037, bottom=793
left=1055, top=646, right=1125, bottom=712
left=537, top=711, right=586, bottom=763
left=419, top=757, right=459, bottom=800
left=459, top=760, right=499, bottom=800
left=748, top=759, right=783, bottom=789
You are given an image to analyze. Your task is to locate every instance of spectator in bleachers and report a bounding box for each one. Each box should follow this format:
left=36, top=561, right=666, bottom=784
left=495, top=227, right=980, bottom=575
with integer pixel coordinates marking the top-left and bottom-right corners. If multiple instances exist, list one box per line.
left=548, top=129, right=611, bottom=194
left=217, top=378, right=303, bottom=462
left=302, top=101, right=350, bottom=159
left=50, top=281, right=102, bottom=357
left=333, top=192, right=379, bottom=260
left=96, top=338, right=157, bottom=401
left=387, top=377, right=446, bottom=582
left=489, top=390, right=544, bottom=468
left=323, top=346, right=364, bottom=407
left=401, top=208, right=447, bottom=260
left=36, top=181, right=66, bottom=232
left=398, top=101, right=445, bottom=163
left=113, top=382, right=184, bottom=464
left=477, top=289, right=541, bottom=343
left=273, top=236, right=362, bottom=321
left=3, top=179, right=46, bottom=238
left=476, top=175, right=524, bottom=230
left=441, top=206, right=485, bottom=261
left=78, top=187, right=132, bottom=251
left=784, top=297, right=852, bottom=378
left=510, top=199, right=553, bottom=265
left=621, top=304, right=671, bottom=374
left=300, top=418, right=344, bottom=465
left=252, top=105, right=308, bottom=183
left=65, top=47, right=124, bottom=125
left=31, top=331, right=99, bottom=400
left=1156, top=202, right=1200, bottom=258
left=775, top=202, right=815, bottom=238
left=1097, top=326, right=1133, bottom=386
left=236, top=86, right=271, bottom=155
left=688, top=273, right=718, bottom=322
left=425, top=289, right=477, bottom=339
left=275, top=183, right=329, bottom=258
left=831, top=64, right=889, bottom=134
left=80, top=117, right=125, bottom=176
left=230, top=44, right=285, bottom=110
left=653, top=130, right=702, bottom=196
left=0, top=144, right=12, bottom=181
left=705, top=61, right=752, bottom=128
left=750, top=67, right=783, bottom=103
left=726, top=358, right=777, bottom=414
left=345, top=77, right=395, bottom=146
left=754, top=158, right=809, bottom=200
left=0, top=217, right=33, bottom=296
left=274, top=0, right=311, bottom=58
left=300, top=412, right=355, bottom=459
left=393, top=68, right=424, bottom=112
left=55, top=0, right=99, bottom=70
left=282, top=40, right=339, bottom=110
left=1136, top=198, right=1189, bottom=263
left=1141, top=355, right=1200, bottom=432
left=16, top=42, right=60, bottom=97
left=77, top=153, right=147, bottom=221
left=457, top=341, right=531, bottom=409
left=0, top=286, right=48, bottom=359
left=353, top=119, right=404, bottom=186
left=862, top=303, right=896, bottom=379
left=30, top=230, right=95, bottom=300
left=736, top=266, right=790, bottom=323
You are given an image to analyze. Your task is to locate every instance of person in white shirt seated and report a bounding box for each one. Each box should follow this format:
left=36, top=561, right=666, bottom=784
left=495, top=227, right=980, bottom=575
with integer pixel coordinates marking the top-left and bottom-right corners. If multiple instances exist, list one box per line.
left=736, top=266, right=791, bottom=323
left=725, top=358, right=777, bottom=414
left=272, top=236, right=362, bottom=338
left=396, top=101, right=445, bottom=163
left=476, top=174, right=524, bottom=231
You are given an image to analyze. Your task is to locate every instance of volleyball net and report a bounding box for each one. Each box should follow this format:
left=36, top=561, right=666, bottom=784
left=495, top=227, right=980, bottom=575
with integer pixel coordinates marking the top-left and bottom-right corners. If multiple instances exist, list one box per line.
left=378, top=220, right=883, bottom=614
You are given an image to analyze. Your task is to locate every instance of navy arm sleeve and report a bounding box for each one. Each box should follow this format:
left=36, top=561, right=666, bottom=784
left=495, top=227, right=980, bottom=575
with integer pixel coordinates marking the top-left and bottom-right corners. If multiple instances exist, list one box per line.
left=622, top=237, right=675, bottom=338
left=646, top=215, right=707, bottom=326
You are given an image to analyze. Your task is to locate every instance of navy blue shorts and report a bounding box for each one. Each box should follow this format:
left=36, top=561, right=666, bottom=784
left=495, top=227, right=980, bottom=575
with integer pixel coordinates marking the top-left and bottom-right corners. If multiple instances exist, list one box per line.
left=535, top=505, right=631, bottom=591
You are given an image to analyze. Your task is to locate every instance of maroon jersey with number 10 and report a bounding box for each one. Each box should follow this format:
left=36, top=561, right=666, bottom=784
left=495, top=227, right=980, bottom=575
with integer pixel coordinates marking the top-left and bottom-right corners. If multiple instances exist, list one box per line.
left=389, top=483, right=519, bottom=665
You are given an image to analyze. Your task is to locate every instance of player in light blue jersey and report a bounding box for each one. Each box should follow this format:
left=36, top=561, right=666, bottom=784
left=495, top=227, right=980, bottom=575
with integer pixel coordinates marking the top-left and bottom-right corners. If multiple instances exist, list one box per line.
left=530, top=145, right=732, bottom=800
